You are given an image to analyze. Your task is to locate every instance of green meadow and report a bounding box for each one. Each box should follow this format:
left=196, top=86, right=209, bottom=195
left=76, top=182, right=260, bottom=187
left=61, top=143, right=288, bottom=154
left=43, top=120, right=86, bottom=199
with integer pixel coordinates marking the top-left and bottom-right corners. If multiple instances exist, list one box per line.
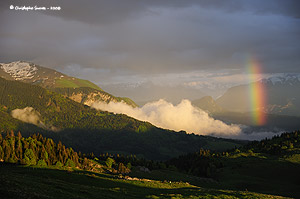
left=0, top=163, right=290, bottom=199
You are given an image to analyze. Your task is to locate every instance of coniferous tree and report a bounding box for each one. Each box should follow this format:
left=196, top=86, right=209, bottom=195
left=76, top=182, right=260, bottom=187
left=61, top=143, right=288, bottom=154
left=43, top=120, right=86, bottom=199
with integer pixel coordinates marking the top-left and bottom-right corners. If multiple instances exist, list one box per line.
left=3, top=140, right=10, bottom=162
left=16, top=138, right=23, bottom=160
left=0, top=131, right=84, bottom=168
left=0, top=146, right=4, bottom=161
left=23, top=148, right=36, bottom=165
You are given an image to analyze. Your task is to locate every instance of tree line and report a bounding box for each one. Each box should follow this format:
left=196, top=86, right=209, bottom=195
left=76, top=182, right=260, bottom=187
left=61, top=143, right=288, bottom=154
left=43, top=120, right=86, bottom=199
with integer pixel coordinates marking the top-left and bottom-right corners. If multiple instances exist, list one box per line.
left=0, top=130, right=80, bottom=168
left=242, top=131, right=300, bottom=155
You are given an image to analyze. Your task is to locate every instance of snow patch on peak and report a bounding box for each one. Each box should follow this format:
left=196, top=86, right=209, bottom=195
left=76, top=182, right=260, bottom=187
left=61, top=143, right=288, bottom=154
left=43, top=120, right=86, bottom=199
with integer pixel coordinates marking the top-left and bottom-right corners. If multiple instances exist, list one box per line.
left=269, top=76, right=282, bottom=85
left=0, top=61, right=38, bottom=80
left=263, top=73, right=300, bottom=86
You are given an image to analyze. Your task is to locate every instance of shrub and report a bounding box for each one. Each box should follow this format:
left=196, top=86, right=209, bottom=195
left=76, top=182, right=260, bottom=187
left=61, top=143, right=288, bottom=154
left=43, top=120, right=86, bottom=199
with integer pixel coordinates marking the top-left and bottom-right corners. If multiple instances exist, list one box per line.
left=37, top=159, right=47, bottom=167
left=55, top=161, right=63, bottom=168
left=105, top=157, right=115, bottom=168
left=65, top=159, right=75, bottom=168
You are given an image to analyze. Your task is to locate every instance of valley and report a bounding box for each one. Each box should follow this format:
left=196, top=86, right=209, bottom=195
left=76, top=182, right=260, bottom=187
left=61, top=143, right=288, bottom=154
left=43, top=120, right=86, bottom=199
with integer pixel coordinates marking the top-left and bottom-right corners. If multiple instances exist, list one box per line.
left=0, top=61, right=299, bottom=198
left=1, top=1, right=299, bottom=197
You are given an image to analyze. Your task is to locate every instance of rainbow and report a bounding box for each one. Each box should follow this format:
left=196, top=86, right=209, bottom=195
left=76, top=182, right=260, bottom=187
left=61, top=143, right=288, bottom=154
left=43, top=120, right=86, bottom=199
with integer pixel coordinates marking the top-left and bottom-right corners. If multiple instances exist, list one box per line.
left=247, top=57, right=267, bottom=125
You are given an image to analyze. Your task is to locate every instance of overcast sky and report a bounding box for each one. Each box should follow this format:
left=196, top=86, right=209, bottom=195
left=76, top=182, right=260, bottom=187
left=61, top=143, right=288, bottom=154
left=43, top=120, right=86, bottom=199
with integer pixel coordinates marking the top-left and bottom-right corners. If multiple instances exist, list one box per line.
left=0, top=0, right=299, bottom=92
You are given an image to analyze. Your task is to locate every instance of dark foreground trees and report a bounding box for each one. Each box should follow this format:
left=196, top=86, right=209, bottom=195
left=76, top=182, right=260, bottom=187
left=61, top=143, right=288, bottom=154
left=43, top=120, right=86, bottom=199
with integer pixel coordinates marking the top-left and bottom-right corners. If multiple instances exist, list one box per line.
left=0, top=130, right=80, bottom=168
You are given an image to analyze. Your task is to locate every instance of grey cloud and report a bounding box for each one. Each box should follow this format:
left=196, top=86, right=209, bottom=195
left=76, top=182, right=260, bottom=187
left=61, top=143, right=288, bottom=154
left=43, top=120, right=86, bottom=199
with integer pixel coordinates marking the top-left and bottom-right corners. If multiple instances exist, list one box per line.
left=1, top=0, right=299, bottom=24
left=0, top=0, right=299, bottom=84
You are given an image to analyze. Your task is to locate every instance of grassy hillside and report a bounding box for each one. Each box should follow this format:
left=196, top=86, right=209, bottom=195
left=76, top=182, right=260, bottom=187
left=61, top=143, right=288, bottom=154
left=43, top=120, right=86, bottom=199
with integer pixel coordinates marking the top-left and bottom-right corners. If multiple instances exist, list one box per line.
left=0, top=77, right=242, bottom=160
left=54, top=78, right=101, bottom=90
left=0, top=128, right=298, bottom=198
left=215, top=154, right=300, bottom=198
left=0, top=164, right=289, bottom=199
left=0, top=133, right=288, bottom=198
left=159, top=131, right=300, bottom=198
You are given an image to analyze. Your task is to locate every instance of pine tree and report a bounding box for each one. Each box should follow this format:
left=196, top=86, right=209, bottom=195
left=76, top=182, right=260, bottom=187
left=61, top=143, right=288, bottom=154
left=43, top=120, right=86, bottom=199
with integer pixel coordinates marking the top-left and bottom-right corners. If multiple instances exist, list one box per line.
left=3, top=140, right=11, bottom=162
left=0, top=146, right=4, bottom=161
left=83, top=157, right=89, bottom=168
left=23, top=148, right=36, bottom=165
left=16, top=139, right=23, bottom=160
left=17, top=132, right=22, bottom=140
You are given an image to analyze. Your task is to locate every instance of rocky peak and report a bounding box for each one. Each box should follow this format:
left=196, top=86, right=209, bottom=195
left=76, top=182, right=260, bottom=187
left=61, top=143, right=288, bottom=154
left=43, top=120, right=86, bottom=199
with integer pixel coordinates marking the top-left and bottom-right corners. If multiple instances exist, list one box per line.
left=0, top=61, right=37, bottom=80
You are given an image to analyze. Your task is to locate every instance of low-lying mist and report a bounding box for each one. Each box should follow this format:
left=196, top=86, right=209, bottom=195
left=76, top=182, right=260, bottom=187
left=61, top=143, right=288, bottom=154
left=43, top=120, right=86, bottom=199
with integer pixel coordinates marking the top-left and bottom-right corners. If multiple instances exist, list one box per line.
left=235, top=126, right=285, bottom=141
left=11, top=107, right=58, bottom=131
left=11, top=107, right=43, bottom=126
left=92, top=99, right=241, bottom=137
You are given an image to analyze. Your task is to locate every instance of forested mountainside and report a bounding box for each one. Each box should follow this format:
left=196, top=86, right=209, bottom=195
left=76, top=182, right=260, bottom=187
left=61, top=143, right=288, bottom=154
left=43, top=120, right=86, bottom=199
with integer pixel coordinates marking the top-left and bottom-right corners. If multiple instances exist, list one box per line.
left=0, top=77, right=242, bottom=160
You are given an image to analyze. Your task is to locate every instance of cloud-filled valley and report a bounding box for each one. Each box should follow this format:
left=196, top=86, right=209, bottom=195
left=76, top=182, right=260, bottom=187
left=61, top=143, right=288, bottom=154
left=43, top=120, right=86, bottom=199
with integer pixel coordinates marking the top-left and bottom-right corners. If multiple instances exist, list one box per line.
left=92, top=99, right=287, bottom=140
left=92, top=99, right=241, bottom=137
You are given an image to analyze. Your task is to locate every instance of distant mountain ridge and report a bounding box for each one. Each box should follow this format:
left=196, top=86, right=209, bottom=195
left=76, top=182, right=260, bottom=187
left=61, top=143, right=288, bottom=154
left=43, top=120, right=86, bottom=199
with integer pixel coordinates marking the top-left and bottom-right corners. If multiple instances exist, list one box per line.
left=102, top=81, right=206, bottom=105
left=216, top=74, right=300, bottom=116
left=192, top=96, right=224, bottom=113
left=261, top=74, right=300, bottom=86
left=192, top=94, right=300, bottom=130
left=0, top=61, right=136, bottom=107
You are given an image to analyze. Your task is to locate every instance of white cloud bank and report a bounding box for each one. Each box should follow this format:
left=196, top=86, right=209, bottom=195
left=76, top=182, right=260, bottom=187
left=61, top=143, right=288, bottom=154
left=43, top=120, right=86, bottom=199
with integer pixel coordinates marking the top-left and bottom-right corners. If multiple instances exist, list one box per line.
left=92, top=99, right=241, bottom=137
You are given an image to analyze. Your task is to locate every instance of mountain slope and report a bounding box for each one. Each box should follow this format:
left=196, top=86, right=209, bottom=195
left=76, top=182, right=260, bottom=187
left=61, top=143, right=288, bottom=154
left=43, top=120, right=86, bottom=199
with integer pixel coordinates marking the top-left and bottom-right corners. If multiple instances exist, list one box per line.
left=191, top=95, right=300, bottom=130
left=53, top=87, right=137, bottom=107
left=166, top=131, right=300, bottom=198
left=0, top=61, right=136, bottom=107
left=0, top=77, right=147, bottom=132
left=0, top=77, right=242, bottom=160
left=103, top=81, right=207, bottom=105
left=0, top=106, right=45, bottom=133
left=0, top=61, right=101, bottom=89
left=216, top=74, right=300, bottom=116
left=216, top=84, right=251, bottom=112
left=192, top=96, right=224, bottom=113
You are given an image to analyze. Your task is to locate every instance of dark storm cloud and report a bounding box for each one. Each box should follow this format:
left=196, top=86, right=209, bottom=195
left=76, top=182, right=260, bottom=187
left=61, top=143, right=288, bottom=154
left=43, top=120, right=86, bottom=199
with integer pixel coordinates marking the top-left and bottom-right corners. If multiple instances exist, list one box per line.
left=0, top=0, right=299, bottom=81
left=2, top=0, right=298, bottom=23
